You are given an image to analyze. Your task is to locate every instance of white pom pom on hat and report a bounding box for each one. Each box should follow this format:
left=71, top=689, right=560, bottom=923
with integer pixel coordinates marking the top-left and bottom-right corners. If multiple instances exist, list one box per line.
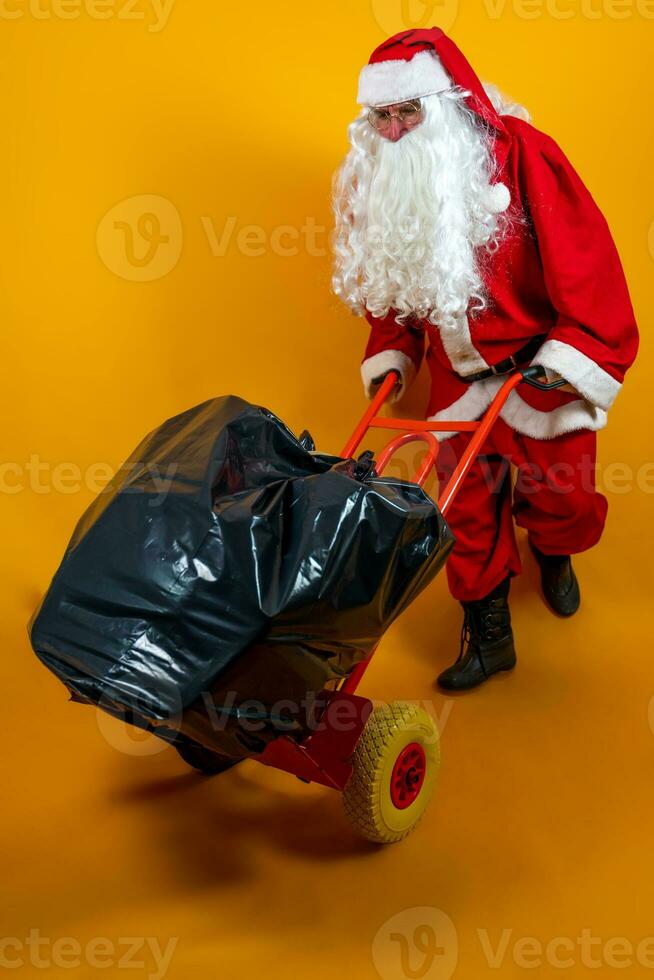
left=484, top=182, right=511, bottom=214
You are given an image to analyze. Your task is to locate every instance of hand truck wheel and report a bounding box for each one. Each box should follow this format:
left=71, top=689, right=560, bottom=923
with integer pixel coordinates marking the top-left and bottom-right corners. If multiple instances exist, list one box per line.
left=343, top=701, right=439, bottom=844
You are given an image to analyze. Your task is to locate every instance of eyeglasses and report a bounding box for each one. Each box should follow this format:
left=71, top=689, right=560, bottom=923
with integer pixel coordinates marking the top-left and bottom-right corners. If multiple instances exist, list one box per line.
left=367, top=99, right=424, bottom=133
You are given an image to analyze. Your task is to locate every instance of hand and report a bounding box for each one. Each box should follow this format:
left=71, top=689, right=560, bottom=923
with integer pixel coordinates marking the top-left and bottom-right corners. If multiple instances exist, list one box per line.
left=558, top=381, right=580, bottom=396
left=370, top=368, right=402, bottom=401
left=540, top=367, right=580, bottom=397
left=372, top=368, right=398, bottom=385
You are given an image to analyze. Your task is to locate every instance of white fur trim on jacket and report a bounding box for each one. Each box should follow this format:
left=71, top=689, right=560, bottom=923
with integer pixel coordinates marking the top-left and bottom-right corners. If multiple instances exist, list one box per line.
left=530, top=339, right=621, bottom=412
left=357, top=50, right=451, bottom=107
left=427, top=376, right=501, bottom=440
left=427, top=376, right=608, bottom=441
left=361, top=349, right=417, bottom=403
left=500, top=389, right=608, bottom=438
left=438, top=314, right=489, bottom=376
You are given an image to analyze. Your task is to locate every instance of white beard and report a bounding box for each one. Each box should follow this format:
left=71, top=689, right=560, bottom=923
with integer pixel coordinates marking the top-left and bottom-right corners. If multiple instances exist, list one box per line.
left=331, top=89, right=510, bottom=331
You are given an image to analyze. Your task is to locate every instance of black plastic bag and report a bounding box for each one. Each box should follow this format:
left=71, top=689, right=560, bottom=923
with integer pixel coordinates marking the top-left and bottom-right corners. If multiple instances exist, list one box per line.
left=29, top=396, right=454, bottom=758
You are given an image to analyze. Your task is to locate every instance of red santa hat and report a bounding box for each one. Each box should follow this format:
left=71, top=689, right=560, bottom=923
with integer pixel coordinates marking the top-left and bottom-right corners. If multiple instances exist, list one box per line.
left=357, top=29, right=452, bottom=107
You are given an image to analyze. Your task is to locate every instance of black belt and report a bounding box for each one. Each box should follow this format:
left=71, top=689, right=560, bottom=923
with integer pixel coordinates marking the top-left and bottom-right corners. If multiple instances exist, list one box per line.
left=456, top=334, right=546, bottom=383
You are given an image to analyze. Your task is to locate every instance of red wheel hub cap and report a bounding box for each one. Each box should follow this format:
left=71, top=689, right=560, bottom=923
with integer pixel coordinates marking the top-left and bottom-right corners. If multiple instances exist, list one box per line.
left=390, top=742, right=426, bottom=809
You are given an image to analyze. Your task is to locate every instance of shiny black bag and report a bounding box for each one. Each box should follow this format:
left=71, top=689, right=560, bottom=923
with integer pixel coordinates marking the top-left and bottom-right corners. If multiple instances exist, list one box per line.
left=29, top=396, right=454, bottom=757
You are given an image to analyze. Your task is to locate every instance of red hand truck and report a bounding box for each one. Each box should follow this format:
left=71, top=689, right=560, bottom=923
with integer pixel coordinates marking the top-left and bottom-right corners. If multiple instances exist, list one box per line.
left=249, top=366, right=560, bottom=843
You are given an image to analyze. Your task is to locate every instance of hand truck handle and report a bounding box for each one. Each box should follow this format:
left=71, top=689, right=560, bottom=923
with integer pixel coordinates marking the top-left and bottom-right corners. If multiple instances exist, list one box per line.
left=370, top=365, right=567, bottom=402
left=520, top=365, right=569, bottom=390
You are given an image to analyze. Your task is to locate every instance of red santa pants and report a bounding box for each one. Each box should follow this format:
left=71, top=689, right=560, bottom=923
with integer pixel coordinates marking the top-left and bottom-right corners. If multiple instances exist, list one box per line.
left=435, top=418, right=608, bottom=602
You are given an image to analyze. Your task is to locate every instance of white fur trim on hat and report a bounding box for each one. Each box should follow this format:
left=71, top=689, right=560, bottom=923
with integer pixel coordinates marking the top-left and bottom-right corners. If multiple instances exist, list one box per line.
left=360, top=349, right=417, bottom=403
left=357, top=50, right=451, bottom=107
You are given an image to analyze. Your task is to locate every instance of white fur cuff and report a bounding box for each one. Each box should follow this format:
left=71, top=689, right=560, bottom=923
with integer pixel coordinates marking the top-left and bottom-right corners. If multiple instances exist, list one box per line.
left=360, top=349, right=417, bottom=403
left=531, top=339, right=622, bottom=411
left=427, top=376, right=608, bottom=442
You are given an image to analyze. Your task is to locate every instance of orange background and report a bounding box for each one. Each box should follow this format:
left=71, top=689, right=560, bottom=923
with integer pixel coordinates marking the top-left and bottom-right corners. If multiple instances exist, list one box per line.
left=2, top=2, right=653, bottom=978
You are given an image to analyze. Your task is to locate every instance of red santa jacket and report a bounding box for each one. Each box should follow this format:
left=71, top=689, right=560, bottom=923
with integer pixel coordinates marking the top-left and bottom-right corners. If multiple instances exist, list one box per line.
left=360, top=30, right=638, bottom=440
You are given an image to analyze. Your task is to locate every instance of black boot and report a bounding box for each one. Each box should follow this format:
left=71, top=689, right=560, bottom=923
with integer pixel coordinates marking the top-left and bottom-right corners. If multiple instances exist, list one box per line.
left=530, top=541, right=580, bottom=617
left=437, top=577, right=516, bottom=692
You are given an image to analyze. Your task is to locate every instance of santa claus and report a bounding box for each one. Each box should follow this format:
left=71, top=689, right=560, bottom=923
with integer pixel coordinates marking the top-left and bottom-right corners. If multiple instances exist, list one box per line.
left=332, top=27, right=638, bottom=690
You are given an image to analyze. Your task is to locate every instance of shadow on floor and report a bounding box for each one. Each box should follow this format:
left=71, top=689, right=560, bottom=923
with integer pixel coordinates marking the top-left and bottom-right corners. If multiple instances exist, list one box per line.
left=106, top=751, right=379, bottom=888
